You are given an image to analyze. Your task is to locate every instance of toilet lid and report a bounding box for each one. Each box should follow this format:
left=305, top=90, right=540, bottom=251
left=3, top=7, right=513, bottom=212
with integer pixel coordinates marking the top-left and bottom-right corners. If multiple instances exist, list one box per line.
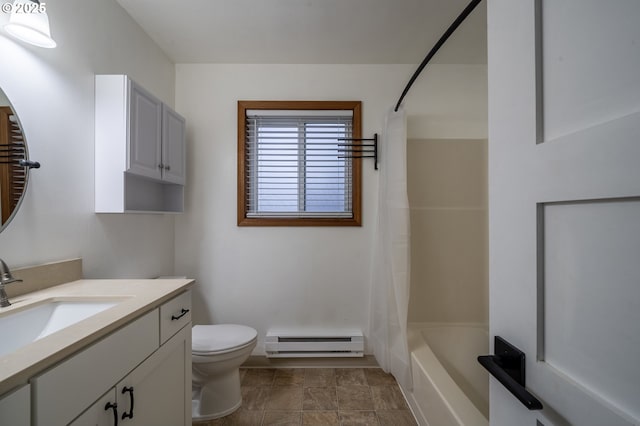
left=192, top=324, right=257, bottom=355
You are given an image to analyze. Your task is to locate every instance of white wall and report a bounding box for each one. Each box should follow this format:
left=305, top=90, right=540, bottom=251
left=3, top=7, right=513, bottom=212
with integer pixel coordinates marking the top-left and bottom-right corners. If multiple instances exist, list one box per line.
left=174, top=63, right=487, bottom=354
left=0, top=0, right=177, bottom=278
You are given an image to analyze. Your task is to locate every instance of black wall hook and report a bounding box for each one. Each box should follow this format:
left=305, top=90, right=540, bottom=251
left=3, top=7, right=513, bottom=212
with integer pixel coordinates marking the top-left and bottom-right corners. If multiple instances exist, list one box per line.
left=18, top=159, right=40, bottom=169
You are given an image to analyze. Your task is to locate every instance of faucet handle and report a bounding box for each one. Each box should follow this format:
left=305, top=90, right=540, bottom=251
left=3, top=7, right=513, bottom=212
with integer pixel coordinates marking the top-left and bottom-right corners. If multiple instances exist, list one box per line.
left=1, top=276, right=22, bottom=285
left=0, top=259, right=21, bottom=308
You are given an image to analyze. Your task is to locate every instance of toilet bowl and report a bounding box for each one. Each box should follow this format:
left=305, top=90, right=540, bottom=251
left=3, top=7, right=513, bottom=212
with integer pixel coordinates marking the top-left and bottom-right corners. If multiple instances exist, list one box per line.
left=191, top=324, right=258, bottom=421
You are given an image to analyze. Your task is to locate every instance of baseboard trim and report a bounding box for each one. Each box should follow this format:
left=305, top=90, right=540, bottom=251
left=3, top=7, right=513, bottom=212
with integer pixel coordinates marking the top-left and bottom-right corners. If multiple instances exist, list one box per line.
left=242, top=354, right=379, bottom=369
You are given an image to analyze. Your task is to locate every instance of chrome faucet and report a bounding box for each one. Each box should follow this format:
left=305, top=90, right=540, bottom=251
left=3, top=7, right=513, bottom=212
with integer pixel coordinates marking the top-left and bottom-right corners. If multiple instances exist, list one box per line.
left=0, top=258, right=22, bottom=307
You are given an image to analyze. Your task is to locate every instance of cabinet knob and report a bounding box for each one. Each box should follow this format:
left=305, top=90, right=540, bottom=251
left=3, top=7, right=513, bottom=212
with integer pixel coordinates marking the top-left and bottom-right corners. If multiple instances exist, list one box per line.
left=104, top=402, right=119, bottom=426
left=165, top=165, right=171, bottom=171
left=158, top=163, right=164, bottom=169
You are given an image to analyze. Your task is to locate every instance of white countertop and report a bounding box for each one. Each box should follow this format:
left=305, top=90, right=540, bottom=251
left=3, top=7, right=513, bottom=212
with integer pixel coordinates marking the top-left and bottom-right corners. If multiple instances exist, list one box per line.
left=0, top=278, right=194, bottom=396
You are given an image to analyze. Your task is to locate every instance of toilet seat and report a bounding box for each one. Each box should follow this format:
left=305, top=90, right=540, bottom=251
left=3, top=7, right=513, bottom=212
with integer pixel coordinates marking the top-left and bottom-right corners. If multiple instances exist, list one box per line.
left=192, top=324, right=258, bottom=356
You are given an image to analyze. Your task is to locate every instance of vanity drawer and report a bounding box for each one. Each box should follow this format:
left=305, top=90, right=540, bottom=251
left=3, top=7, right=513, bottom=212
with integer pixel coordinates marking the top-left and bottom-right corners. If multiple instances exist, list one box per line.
left=160, top=289, right=192, bottom=344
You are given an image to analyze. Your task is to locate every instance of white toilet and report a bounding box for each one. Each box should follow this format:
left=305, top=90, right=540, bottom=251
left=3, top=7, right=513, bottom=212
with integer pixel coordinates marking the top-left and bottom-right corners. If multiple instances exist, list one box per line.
left=191, top=324, right=258, bottom=421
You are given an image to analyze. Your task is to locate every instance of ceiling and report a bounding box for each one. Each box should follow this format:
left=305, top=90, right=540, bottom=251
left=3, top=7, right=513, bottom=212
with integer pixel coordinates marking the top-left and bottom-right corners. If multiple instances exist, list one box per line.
left=116, top=0, right=486, bottom=64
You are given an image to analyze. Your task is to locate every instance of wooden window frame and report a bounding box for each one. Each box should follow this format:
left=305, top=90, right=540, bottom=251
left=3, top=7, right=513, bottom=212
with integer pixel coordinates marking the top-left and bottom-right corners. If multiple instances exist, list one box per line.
left=238, top=100, right=362, bottom=226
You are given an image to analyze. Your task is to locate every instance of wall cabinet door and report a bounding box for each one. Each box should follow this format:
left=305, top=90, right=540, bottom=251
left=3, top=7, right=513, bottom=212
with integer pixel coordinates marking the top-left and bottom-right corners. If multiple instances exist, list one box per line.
left=128, top=81, right=163, bottom=181
left=117, top=325, right=190, bottom=426
left=161, top=105, right=186, bottom=185
left=128, top=81, right=185, bottom=185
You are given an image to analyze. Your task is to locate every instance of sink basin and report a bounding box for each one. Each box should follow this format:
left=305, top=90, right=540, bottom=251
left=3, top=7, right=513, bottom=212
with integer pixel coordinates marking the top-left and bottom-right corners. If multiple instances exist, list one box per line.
left=0, top=299, right=120, bottom=357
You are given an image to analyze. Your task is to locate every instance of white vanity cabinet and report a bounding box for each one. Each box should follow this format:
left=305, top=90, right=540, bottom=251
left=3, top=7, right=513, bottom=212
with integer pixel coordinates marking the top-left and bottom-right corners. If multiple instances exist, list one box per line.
left=95, top=75, right=186, bottom=213
left=69, top=389, right=116, bottom=426
left=0, top=384, right=30, bottom=426
left=70, top=327, right=190, bottom=426
left=32, top=290, right=192, bottom=426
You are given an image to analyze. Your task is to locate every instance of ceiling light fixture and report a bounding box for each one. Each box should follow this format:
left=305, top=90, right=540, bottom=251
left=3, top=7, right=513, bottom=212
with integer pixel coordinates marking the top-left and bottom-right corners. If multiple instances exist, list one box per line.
left=3, top=0, right=56, bottom=48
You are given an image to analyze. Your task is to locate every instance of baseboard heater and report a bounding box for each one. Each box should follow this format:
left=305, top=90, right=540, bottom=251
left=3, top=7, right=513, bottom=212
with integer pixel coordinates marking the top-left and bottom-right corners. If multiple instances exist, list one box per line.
left=265, top=329, right=364, bottom=358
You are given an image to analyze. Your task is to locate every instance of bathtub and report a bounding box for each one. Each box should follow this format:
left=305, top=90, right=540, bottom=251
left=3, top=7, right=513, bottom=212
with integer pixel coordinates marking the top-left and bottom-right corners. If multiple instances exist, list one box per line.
left=406, top=323, right=489, bottom=426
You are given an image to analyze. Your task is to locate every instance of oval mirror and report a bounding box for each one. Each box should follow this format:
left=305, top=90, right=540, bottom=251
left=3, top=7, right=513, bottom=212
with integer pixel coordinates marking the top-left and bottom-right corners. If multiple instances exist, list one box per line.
left=0, top=86, right=32, bottom=232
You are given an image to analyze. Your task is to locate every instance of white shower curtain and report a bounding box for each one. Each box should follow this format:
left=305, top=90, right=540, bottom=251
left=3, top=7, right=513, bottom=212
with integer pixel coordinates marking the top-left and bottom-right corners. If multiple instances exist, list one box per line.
left=369, top=107, right=412, bottom=391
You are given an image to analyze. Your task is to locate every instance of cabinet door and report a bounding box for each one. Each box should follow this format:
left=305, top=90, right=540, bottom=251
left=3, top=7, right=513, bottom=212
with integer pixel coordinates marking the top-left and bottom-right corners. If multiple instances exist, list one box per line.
left=117, top=325, right=190, bottom=426
left=128, top=81, right=163, bottom=181
left=32, top=310, right=159, bottom=425
left=161, top=105, right=186, bottom=185
left=69, top=389, right=117, bottom=426
left=0, top=385, right=30, bottom=426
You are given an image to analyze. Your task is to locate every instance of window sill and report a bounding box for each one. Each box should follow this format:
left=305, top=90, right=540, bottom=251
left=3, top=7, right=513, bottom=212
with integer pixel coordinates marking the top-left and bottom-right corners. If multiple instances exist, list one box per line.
left=237, top=216, right=362, bottom=227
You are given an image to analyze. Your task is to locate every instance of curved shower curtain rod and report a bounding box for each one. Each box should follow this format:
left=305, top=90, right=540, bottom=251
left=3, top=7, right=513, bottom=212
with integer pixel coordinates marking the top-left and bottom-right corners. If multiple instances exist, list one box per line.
left=394, top=0, right=483, bottom=112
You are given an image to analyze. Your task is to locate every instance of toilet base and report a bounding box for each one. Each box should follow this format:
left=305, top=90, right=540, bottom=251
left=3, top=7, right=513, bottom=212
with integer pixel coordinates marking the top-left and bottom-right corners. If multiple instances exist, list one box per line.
left=192, top=397, right=242, bottom=421
left=191, top=367, right=243, bottom=420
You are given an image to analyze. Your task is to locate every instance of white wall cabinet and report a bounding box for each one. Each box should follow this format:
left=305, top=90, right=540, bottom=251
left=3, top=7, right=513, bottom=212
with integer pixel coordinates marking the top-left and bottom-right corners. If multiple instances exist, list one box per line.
left=32, top=290, right=192, bottom=425
left=95, top=75, right=186, bottom=213
left=0, top=384, right=30, bottom=426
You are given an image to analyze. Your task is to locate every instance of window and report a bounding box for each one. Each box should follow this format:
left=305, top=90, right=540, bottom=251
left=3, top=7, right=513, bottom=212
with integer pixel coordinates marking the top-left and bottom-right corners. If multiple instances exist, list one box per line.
left=238, top=101, right=362, bottom=226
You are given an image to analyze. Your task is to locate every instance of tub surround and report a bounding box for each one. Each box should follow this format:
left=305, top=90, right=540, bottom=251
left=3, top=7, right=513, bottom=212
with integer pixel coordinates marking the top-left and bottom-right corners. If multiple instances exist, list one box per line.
left=0, top=277, right=194, bottom=396
left=407, top=139, right=488, bottom=324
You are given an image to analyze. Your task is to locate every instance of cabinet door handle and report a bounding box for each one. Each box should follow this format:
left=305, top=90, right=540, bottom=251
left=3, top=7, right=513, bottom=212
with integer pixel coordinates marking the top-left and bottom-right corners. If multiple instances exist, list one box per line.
left=165, top=165, right=171, bottom=171
left=104, top=402, right=118, bottom=426
left=121, top=386, right=135, bottom=420
left=171, top=308, right=190, bottom=321
left=158, top=163, right=164, bottom=169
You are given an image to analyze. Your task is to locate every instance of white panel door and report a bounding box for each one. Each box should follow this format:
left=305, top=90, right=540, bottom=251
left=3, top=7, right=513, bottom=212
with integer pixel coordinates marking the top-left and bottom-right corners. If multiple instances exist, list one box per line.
left=128, top=80, right=163, bottom=180
left=488, top=0, right=640, bottom=425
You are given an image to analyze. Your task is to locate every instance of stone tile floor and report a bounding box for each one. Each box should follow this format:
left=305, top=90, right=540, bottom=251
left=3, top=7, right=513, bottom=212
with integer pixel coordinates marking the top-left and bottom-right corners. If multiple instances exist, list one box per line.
left=193, top=367, right=417, bottom=426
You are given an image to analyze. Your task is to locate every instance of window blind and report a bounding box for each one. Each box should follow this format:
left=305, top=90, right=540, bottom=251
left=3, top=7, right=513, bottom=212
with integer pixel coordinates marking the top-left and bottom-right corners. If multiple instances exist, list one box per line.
left=244, top=111, right=354, bottom=218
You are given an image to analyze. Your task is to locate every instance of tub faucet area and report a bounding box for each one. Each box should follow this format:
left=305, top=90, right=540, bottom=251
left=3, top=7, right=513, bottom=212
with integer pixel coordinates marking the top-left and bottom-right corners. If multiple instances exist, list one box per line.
left=0, top=258, right=22, bottom=307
